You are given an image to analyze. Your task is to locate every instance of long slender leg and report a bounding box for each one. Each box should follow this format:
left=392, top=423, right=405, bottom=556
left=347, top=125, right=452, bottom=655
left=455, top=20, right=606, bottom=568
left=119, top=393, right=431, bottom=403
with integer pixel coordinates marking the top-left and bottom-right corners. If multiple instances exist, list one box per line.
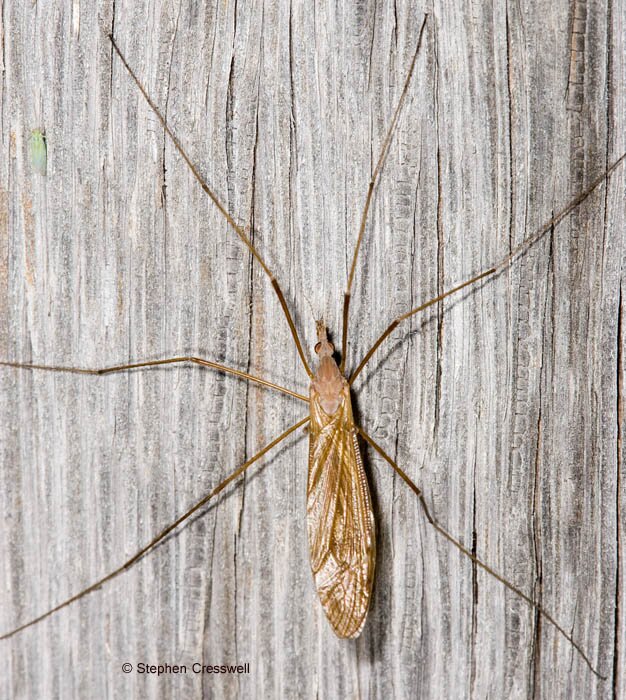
left=357, top=426, right=605, bottom=679
left=0, top=357, right=308, bottom=402
left=108, top=35, right=312, bottom=379
left=350, top=151, right=626, bottom=384
left=340, top=14, right=429, bottom=372
left=0, top=416, right=309, bottom=641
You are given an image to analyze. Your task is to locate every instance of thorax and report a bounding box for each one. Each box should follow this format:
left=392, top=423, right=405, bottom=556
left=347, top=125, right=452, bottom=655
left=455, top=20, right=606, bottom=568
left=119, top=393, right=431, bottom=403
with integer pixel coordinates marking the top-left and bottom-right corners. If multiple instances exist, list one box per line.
left=311, top=355, right=348, bottom=416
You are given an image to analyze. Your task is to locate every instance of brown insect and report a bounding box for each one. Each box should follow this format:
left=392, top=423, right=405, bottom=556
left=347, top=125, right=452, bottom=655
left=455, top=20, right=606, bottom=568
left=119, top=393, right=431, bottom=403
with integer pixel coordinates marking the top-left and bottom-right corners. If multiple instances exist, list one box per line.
left=308, top=320, right=375, bottom=637
left=2, top=12, right=624, bottom=684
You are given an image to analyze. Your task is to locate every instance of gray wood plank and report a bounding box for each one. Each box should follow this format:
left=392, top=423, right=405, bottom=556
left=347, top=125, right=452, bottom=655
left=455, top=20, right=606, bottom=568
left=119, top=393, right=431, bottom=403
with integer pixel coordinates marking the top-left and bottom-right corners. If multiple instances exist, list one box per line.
left=1, top=1, right=624, bottom=698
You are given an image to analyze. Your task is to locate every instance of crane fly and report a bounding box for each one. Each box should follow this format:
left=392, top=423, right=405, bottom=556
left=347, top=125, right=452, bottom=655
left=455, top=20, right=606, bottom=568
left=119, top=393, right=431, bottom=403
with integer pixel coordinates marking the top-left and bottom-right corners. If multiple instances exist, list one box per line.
left=308, top=320, right=375, bottom=638
left=2, top=12, right=624, bottom=683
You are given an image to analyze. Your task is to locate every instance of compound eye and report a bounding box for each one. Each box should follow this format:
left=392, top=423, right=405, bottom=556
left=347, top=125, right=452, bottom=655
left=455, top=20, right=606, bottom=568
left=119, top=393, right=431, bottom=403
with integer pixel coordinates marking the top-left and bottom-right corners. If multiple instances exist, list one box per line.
left=327, top=342, right=335, bottom=353
left=314, top=342, right=322, bottom=354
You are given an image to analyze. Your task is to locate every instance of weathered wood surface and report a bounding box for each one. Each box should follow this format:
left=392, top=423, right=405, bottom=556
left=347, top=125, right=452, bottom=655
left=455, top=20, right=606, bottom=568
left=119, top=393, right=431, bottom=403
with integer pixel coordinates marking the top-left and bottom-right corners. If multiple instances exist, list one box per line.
left=1, top=1, right=624, bottom=698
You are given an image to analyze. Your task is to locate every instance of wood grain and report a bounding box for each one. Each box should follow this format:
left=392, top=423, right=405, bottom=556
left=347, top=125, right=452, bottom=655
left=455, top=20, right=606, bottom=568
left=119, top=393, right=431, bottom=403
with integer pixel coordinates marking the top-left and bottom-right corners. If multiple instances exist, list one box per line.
left=1, top=1, right=624, bottom=698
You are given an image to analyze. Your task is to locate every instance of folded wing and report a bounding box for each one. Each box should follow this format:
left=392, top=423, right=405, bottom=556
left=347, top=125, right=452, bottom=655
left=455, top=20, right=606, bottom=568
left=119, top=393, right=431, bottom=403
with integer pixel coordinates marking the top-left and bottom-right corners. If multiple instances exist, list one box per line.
left=307, top=385, right=376, bottom=638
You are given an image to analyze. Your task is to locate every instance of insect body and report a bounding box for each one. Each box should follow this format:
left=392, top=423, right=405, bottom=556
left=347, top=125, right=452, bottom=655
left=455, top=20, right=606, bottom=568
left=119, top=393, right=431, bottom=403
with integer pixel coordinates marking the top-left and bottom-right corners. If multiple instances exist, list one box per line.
left=308, top=322, right=375, bottom=638
left=28, top=128, right=47, bottom=175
